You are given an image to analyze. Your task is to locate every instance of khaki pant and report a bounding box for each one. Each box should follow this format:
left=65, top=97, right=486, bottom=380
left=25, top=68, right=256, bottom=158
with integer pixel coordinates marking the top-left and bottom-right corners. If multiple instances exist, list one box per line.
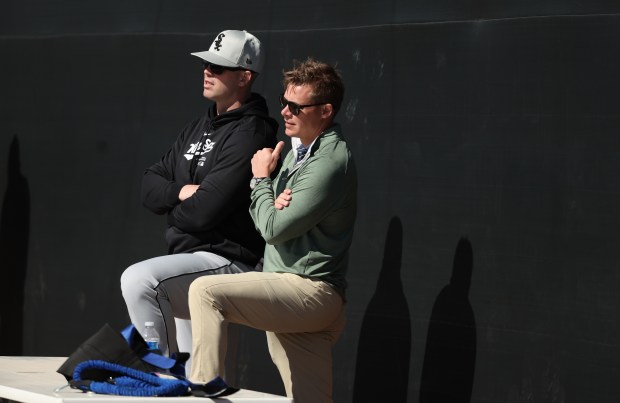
left=188, top=271, right=346, bottom=403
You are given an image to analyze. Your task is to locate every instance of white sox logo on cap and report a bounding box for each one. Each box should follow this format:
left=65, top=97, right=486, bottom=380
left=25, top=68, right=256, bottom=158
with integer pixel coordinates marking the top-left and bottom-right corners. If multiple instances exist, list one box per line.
left=214, top=33, right=225, bottom=51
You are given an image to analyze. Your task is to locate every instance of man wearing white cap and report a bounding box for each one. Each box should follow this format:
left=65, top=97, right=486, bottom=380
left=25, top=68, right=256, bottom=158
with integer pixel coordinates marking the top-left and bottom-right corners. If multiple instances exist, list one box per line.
left=120, top=30, right=279, bottom=359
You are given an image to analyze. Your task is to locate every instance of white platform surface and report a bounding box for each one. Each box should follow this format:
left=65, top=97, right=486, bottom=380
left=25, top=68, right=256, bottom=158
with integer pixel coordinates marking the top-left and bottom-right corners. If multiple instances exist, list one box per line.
left=0, top=357, right=292, bottom=403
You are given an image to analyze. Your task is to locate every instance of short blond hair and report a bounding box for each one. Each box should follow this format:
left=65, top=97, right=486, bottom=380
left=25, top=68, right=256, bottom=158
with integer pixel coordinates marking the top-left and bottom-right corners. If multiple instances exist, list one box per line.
left=283, top=58, right=345, bottom=116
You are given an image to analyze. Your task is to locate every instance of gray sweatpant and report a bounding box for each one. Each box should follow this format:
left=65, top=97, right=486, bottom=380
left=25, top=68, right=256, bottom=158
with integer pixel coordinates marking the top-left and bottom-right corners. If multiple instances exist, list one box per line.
left=120, top=251, right=256, bottom=358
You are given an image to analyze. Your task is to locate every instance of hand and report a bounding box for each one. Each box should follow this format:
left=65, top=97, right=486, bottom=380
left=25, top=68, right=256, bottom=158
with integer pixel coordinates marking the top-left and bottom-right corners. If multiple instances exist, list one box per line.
left=179, top=184, right=200, bottom=201
left=251, top=141, right=285, bottom=178
left=274, top=189, right=292, bottom=210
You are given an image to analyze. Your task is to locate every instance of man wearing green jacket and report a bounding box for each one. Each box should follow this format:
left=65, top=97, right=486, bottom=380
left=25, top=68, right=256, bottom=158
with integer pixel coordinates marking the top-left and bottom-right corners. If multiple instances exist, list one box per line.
left=188, top=58, right=357, bottom=403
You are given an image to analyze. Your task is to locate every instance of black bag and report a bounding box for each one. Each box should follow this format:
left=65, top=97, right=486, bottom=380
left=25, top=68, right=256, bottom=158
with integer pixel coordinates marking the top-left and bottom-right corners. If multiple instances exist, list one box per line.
left=57, top=323, right=188, bottom=382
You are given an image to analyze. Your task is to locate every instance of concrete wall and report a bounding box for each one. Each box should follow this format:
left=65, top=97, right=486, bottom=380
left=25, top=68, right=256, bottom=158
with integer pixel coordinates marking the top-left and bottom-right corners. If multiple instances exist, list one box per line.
left=1, top=1, right=620, bottom=401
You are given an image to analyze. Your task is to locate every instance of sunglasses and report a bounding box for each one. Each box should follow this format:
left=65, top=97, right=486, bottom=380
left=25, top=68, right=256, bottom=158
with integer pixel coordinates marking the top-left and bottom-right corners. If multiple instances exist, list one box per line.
left=202, top=62, right=244, bottom=75
left=279, top=94, right=327, bottom=116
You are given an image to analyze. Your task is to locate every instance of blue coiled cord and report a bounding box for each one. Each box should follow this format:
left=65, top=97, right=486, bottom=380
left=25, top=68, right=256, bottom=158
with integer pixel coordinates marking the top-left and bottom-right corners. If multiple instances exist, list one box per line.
left=72, top=360, right=190, bottom=397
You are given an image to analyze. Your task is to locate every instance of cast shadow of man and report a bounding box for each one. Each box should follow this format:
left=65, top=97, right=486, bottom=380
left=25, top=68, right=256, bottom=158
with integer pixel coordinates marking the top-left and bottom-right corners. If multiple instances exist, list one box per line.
left=353, top=216, right=411, bottom=402
left=419, top=237, right=477, bottom=403
left=0, top=135, right=30, bottom=355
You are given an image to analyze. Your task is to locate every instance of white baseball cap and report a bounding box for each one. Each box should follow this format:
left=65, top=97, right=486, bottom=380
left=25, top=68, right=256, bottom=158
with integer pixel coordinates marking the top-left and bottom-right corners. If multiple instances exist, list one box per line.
left=191, top=30, right=264, bottom=74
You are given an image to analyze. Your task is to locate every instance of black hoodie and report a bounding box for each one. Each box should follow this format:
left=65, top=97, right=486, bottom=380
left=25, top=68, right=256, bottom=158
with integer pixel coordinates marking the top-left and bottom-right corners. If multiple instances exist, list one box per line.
left=141, top=93, right=279, bottom=264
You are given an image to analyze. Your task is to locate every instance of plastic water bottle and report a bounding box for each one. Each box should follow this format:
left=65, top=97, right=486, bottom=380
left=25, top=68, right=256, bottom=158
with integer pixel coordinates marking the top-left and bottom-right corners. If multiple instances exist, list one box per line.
left=143, top=321, right=160, bottom=351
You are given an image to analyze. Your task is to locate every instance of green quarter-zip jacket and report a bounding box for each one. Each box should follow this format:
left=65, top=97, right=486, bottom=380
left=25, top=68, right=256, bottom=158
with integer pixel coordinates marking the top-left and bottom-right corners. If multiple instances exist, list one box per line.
left=250, top=124, right=357, bottom=289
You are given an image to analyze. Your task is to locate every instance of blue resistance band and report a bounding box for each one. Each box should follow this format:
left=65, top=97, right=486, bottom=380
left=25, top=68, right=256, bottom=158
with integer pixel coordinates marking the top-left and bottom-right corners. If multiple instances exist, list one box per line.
left=70, top=359, right=235, bottom=398
left=72, top=360, right=190, bottom=397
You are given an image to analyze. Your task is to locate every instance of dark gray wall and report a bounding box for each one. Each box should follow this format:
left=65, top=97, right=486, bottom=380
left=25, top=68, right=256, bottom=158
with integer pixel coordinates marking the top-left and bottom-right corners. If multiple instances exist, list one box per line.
left=1, top=1, right=620, bottom=402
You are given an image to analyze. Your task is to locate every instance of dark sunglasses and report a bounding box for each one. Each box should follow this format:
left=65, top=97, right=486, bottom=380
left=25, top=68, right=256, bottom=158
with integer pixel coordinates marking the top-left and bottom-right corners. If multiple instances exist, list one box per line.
left=279, top=94, right=327, bottom=116
left=202, top=62, right=243, bottom=75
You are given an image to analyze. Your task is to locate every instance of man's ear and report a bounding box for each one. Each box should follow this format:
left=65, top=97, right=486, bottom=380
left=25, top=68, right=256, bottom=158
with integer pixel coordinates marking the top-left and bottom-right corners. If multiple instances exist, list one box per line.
left=239, top=71, right=253, bottom=87
left=321, top=103, right=334, bottom=119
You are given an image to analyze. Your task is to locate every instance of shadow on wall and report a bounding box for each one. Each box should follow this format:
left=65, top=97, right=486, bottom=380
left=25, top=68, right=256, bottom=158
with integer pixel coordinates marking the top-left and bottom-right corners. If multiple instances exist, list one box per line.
left=419, top=237, right=477, bottom=403
left=0, top=135, right=31, bottom=355
left=353, top=216, right=411, bottom=402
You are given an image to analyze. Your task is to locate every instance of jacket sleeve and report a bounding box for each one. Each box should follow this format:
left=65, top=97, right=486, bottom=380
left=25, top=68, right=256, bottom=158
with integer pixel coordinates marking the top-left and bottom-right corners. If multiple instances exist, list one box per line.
left=250, top=154, right=347, bottom=245
left=141, top=125, right=193, bottom=215
left=166, top=117, right=272, bottom=232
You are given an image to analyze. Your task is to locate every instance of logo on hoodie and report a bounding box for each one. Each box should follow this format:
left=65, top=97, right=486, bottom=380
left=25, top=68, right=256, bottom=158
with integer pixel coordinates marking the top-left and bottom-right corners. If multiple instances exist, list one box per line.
left=184, top=133, right=216, bottom=163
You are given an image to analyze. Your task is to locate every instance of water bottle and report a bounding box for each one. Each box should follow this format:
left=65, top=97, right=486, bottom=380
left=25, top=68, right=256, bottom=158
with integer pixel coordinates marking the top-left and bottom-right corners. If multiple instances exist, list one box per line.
left=143, top=321, right=160, bottom=351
